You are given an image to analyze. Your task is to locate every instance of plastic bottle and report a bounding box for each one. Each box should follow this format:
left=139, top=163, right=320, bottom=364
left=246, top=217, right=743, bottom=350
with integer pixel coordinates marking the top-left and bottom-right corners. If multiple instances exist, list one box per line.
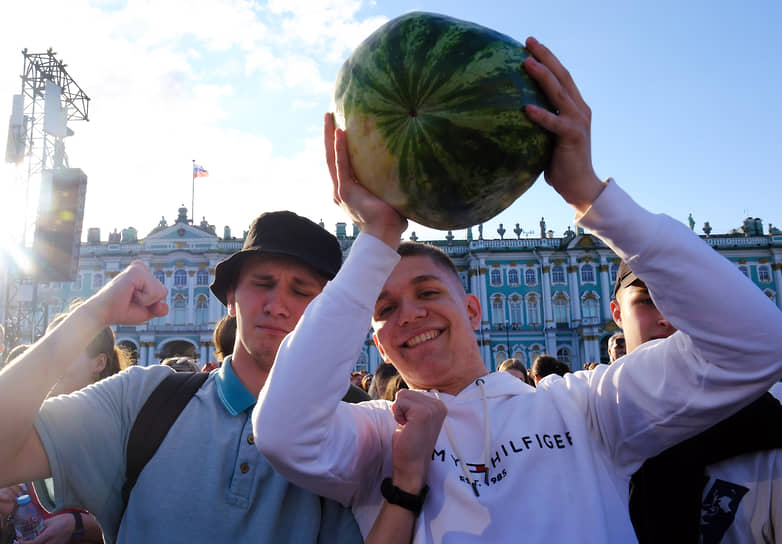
left=13, top=494, right=44, bottom=541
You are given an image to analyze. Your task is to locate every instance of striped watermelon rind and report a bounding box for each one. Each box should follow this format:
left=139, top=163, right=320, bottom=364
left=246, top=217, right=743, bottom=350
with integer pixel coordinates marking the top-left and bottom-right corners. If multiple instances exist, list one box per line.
left=335, top=12, right=555, bottom=230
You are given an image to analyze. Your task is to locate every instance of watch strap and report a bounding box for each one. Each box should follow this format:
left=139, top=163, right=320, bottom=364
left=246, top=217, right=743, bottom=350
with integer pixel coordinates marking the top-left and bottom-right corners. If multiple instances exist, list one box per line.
left=380, top=477, right=429, bottom=515
left=71, top=511, right=85, bottom=541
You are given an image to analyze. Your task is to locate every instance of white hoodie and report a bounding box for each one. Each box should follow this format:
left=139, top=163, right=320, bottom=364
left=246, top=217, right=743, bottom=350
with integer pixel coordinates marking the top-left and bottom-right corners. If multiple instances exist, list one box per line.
left=253, top=181, right=782, bottom=543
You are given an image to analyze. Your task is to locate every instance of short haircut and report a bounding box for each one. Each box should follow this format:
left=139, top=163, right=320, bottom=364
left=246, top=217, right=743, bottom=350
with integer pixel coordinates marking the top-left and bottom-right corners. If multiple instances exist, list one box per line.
left=213, top=315, right=237, bottom=362
left=397, top=242, right=461, bottom=286
left=530, top=355, right=571, bottom=380
left=498, top=358, right=526, bottom=374
left=162, top=356, right=201, bottom=373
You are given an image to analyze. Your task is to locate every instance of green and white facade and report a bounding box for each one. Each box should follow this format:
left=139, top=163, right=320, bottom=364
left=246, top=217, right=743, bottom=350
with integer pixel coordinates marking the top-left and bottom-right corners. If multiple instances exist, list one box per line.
left=4, top=207, right=780, bottom=371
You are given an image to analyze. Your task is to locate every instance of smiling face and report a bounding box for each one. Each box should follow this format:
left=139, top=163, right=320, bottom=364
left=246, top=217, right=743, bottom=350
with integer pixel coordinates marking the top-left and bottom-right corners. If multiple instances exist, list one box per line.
left=371, top=255, right=487, bottom=395
left=227, top=253, right=327, bottom=378
left=610, top=281, right=677, bottom=353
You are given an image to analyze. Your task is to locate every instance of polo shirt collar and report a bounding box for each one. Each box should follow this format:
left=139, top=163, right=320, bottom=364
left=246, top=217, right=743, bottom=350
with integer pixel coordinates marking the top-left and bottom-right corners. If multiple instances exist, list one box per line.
left=215, top=356, right=257, bottom=416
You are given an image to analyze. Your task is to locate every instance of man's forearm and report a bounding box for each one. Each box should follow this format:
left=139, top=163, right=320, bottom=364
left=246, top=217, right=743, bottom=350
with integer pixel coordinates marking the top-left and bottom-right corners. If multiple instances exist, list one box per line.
left=0, top=303, right=105, bottom=477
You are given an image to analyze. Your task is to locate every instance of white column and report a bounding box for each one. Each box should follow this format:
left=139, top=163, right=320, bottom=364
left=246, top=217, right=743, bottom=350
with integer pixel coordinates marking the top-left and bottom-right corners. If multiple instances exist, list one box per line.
left=774, top=262, right=782, bottom=311
left=540, top=257, right=554, bottom=328
left=567, top=257, right=581, bottom=326
left=187, top=271, right=196, bottom=325
left=200, top=342, right=208, bottom=363
left=598, top=256, right=612, bottom=319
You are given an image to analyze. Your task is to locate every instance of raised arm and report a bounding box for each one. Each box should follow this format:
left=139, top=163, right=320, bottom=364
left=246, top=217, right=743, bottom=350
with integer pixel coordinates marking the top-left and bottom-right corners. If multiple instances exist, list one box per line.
left=522, top=37, right=782, bottom=465
left=0, top=261, right=168, bottom=487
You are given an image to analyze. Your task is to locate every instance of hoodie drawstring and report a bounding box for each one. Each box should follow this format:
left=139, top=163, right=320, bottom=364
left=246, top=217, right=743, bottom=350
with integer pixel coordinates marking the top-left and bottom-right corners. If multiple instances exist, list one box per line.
left=433, top=377, right=491, bottom=498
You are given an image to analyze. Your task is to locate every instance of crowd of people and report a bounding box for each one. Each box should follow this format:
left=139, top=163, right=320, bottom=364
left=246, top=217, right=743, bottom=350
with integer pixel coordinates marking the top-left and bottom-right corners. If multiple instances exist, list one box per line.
left=1, top=37, right=781, bottom=543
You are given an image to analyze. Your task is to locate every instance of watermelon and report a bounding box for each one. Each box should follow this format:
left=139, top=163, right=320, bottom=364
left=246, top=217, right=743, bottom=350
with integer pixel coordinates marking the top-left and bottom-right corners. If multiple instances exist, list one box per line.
left=334, top=12, right=555, bottom=230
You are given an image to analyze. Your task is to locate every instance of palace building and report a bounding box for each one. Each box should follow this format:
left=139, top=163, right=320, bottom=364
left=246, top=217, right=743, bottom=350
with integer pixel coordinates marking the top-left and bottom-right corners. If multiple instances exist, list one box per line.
left=3, top=208, right=780, bottom=372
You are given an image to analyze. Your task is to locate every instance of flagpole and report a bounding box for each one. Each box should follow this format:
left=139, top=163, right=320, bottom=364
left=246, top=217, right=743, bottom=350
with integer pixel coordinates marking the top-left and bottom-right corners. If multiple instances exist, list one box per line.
left=191, top=159, right=195, bottom=225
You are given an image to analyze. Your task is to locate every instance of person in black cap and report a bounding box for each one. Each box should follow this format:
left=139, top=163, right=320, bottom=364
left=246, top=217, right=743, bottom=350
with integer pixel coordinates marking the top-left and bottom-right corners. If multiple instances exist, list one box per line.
left=0, top=211, right=363, bottom=543
left=611, top=260, right=782, bottom=543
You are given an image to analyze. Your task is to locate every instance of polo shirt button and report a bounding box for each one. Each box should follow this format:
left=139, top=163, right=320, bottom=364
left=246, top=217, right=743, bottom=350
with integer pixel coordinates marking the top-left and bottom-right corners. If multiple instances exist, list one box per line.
left=247, top=434, right=255, bottom=445
left=240, top=463, right=250, bottom=474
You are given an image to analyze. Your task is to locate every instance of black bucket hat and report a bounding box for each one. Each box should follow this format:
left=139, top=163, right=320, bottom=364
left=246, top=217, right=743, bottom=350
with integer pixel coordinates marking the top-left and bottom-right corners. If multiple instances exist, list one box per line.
left=210, top=211, right=342, bottom=306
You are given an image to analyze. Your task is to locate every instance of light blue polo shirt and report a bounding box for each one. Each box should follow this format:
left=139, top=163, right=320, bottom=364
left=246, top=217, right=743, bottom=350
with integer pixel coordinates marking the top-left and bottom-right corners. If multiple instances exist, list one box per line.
left=35, top=359, right=362, bottom=544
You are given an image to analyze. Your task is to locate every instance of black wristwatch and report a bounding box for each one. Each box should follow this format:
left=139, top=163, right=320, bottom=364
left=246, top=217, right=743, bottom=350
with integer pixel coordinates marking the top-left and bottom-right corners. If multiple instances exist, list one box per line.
left=71, top=511, right=85, bottom=541
left=380, top=477, right=429, bottom=515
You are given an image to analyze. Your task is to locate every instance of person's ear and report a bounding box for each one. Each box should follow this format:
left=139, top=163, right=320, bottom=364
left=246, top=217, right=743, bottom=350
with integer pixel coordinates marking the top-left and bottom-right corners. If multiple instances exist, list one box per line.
left=227, top=288, right=237, bottom=317
left=610, top=299, right=623, bottom=329
left=93, top=353, right=107, bottom=375
left=465, top=294, right=481, bottom=330
left=372, top=332, right=387, bottom=361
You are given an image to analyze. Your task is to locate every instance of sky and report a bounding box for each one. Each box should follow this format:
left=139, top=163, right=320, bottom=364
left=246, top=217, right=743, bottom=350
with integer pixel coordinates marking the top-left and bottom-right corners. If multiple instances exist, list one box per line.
left=0, top=0, right=780, bottom=251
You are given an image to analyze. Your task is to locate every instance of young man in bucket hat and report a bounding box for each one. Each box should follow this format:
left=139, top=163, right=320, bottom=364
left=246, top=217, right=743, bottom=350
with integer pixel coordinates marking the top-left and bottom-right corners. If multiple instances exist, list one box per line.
left=0, top=211, right=362, bottom=543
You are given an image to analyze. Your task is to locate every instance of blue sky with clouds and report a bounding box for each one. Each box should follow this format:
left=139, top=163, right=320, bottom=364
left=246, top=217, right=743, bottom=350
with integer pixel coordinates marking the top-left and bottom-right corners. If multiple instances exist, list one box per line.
left=1, top=0, right=779, bottom=247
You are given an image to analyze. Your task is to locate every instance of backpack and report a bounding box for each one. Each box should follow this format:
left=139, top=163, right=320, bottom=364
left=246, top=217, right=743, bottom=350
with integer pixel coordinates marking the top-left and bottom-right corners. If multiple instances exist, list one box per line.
left=120, top=372, right=208, bottom=521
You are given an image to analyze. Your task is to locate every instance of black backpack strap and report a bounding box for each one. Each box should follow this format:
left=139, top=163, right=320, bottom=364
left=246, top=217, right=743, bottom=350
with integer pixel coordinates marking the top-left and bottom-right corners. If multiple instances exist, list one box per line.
left=120, top=372, right=209, bottom=517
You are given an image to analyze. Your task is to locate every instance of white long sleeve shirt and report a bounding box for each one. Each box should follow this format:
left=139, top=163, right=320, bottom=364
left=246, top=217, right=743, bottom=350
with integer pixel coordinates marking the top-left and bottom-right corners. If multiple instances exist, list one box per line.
left=253, top=181, right=782, bottom=542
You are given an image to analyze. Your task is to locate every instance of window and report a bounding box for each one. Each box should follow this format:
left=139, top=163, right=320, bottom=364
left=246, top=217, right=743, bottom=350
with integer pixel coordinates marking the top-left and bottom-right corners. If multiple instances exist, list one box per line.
left=580, top=264, right=595, bottom=283
left=492, top=295, right=505, bottom=324
left=174, top=269, right=187, bottom=287
left=557, top=347, right=571, bottom=363
left=526, top=294, right=539, bottom=327
left=509, top=297, right=522, bottom=327
left=525, top=268, right=537, bottom=286
left=196, top=269, right=209, bottom=286
left=93, top=274, right=103, bottom=289
left=154, top=270, right=165, bottom=285
left=508, top=269, right=520, bottom=286
left=72, top=274, right=82, bottom=289
left=582, top=294, right=599, bottom=319
left=738, top=265, right=749, bottom=277
left=174, top=296, right=186, bottom=325
left=494, top=348, right=507, bottom=366
left=196, top=296, right=208, bottom=325
left=490, top=268, right=502, bottom=286
left=610, top=263, right=619, bottom=283
left=551, top=265, right=565, bottom=284
left=758, top=266, right=771, bottom=283
left=553, top=294, right=569, bottom=325
left=529, top=345, right=542, bottom=365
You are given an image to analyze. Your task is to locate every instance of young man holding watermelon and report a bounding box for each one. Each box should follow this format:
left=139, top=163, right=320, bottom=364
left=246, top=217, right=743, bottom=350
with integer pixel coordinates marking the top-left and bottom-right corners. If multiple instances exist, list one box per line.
left=253, top=37, right=782, bottom=542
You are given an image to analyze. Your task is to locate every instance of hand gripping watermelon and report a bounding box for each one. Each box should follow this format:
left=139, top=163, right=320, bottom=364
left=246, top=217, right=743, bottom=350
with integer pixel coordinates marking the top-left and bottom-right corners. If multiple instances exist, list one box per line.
left=334, top=12, right=555, bottom=230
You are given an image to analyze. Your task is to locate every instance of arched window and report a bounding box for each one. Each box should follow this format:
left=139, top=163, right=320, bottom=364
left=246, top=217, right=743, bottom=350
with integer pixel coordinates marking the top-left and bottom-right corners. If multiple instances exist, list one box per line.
left=492, top=295, right=505, bottom=325
left=196, top=295, right=208, bottom=325
left=582, top=293, right=599, bottom=320
left=553, top=293, right=569, bottom=325
left=154, top=270, right=165, bottom=285
left=526, top=294, right=539, bottom=327
left=557, top=347, right=571, bottom=363
left=580, top=264, right=595, bottom=283
left=490, top=268, right=502, bottom=286
left=174, top=295, right=186, bottom=325
left=174, top=269, right=187, bottom=287
left=509, top=296, right=522, bottom=327
left=507, top=269, right=520, bottom=286
left=551, top=265, right=565, bottom=284
left=93, top=274, right=103, bottom=288
left=610, top=263, right=619, bottom=283
left=529, top=345, right=542, bottom=365
left=196, top=269, right=209, bottom=286
left=494, top=347, right=507, bottom=365
left=525, top=268, right=537, bottom=286
left=758, top=266, right=771, bottom=283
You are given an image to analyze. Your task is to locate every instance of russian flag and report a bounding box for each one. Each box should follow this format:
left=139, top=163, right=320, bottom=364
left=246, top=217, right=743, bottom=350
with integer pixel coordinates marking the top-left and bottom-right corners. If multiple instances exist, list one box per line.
left=193, top=164, right=209, bottom=178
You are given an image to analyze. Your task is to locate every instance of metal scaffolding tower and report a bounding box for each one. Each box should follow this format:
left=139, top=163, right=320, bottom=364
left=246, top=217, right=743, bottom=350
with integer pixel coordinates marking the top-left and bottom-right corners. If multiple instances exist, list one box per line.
left=2, top=48, right=90, bottom=351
